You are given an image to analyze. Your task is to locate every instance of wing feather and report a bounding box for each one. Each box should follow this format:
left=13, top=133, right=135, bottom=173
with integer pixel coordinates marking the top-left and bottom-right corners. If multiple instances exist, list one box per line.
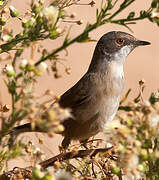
left=59, top=74, right=93, bottom=109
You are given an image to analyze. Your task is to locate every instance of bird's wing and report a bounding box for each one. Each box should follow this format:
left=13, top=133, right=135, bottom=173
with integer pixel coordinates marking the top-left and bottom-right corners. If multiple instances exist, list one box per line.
left=59, top=73, right=93, bottom=109
left=59, top=73, right=101, bottom=123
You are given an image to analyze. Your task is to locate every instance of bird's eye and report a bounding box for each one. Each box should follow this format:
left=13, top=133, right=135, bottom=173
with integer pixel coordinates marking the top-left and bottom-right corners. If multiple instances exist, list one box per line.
left=115, top=38, right=125, bottom=46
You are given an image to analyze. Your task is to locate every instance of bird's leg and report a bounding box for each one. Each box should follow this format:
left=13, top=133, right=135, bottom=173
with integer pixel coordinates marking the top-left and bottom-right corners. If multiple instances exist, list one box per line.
left=8, top=131, right=19, bottom=149
left=80, top=139, right=89, bottom=149
left=61, top=137, right=71, bottom=150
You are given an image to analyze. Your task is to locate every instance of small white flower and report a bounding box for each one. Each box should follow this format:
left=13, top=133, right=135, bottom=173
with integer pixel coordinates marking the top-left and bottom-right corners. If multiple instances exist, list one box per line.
left=56, top=18, right=62, bottom=27
left=40, top=62, right=47, bottom=70
left=22, top=18, right=27, bottom=24
left=37, top=171, right=45, bottom=178
left=149, top=114, right=159, bottom=127
left=23, top=83, right=33, bottom=94
left=138, top=164, right=144, bottom=172
left=2, top=35, right=11, bottom=41
left=41, top=154, right=46, bottom=161
left=127, top=154, right=139, bottom=169
left=55, top=170, right=72, bottom=180
left=104, top=119, right=122, bottom=134
left=56, top=28, right=62, bottom=33
left=30, top=17, right=36, bottom=23
left=35, top=164, right=41, bottom=170
left=9, top=5, right=16, bottom=11
left=151, top=11, right=159, bottom=18
left=104, top=119, right=130, bottom=141
left=20, top=59, right=28, bottom=69
left=151, top=10, right=159, bottom=23
left=33, top=147, right=40, bottom=154
left=38, top=62, right=48, bottom=72
left=106, top=142, right=113, bottom=148
left=9, top=5, right=19, bottom=17
left=43, top=6, right=59, bottom=27
left=21, top=59, right=28, bottom=65
left=5, top=64, right=14, bottom=72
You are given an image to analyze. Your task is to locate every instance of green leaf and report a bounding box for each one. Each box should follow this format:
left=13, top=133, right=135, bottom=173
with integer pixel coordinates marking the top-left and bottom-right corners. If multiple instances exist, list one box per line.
left=96, top=8, right=99, bottom=21
left=151, top=1, right=158, bottom=8
left=63, top=27, right=71, bottom=46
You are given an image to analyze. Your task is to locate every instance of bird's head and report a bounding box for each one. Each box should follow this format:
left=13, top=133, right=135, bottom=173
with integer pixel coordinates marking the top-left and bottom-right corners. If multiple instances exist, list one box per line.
left=97, top=31, right=150, bottom=62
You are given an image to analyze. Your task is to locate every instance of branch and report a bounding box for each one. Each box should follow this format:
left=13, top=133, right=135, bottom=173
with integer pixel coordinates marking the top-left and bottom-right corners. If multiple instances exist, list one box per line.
left=39, top=147, right=113, bottom=169
left=0, top=147, right=113, bottom=179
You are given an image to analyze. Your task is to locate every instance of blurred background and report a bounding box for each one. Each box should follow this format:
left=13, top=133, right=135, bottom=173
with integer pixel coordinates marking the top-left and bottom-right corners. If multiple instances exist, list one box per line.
left=1, top=0, right=158, bottom=169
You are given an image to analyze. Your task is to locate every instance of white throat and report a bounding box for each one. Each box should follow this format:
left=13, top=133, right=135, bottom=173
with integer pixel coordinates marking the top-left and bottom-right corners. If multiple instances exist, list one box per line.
left=110, top=45, right=132, bottom=79
left=114, top=45, right=131, bottom=62
left=110, top=61, right=124, bottom=79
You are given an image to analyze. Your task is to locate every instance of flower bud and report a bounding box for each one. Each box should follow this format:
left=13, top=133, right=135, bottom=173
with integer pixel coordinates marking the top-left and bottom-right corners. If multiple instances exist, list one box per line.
left=140, top=149, right=148, bottom=160
left=0, top=16, right=7, bottom=26
left=22, top=18, right=28, bottom=28
left=76, top=19, right=83, bottom=25
left=139, top=79, right=145, bottom=86
left=20, top=59, right=28, bottom=69
left=2, top=34, right=12, bottom=42
left=70, top=12, right=76, bottom=18
left=43, top=6, right=59, bottom=28
left=53, top=124, right=64, bottom=133
left=65, top=67, right=71, bottom=75
left=89, top=0, right=96, bottom=7
left=32, top=2, right=43, bottom=14
left=54, top=161, right=61, bottom=169
left=33, top=167, right=44, bottom=178
left=0, top=1, right=3, bottom=6
left=39, top=62, right=48, bottom=72
left=26, top=60, right=35, bottom=71
left=5, top=64, right=15, bottom=77
left=9, top=6, right=19, bottom=17
left=27, top=18, right=36, bottom=27
left=111, top=166, right=121, bottom=175
left=59, top=9, right=66, bottom=18
left=56, top=28, right=62, bottom=34
left=49, top=28, right=61, bottom=39
left=54, top=72, right=61, bottom=78
left=138, top=164, right=145, bottom=172
left=38, top=138, right=44, bottom=144
left=2, top=104, right=10, bottom=112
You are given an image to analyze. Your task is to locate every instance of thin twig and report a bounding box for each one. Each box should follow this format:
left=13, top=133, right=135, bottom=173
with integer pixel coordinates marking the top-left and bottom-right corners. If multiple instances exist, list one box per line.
left=39, top=147, right=113, bottom=169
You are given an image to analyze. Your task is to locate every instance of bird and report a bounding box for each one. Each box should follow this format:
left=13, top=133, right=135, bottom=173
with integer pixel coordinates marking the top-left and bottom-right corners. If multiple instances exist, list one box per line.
left=10, top=31, right=150, bottom=149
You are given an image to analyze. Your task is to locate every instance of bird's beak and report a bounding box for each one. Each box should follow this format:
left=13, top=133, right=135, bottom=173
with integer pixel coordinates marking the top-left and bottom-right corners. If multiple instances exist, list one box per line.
left=135, top=40, right=151, bottom=46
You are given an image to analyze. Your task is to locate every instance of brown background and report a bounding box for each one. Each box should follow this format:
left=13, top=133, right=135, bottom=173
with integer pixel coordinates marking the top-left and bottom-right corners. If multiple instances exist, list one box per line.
left=1, top=0, right=158, bottom=169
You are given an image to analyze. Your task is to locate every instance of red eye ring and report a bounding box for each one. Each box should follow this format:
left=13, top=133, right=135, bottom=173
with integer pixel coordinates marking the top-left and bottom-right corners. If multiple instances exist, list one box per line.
left=115, top=38, right=125, bottom=46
